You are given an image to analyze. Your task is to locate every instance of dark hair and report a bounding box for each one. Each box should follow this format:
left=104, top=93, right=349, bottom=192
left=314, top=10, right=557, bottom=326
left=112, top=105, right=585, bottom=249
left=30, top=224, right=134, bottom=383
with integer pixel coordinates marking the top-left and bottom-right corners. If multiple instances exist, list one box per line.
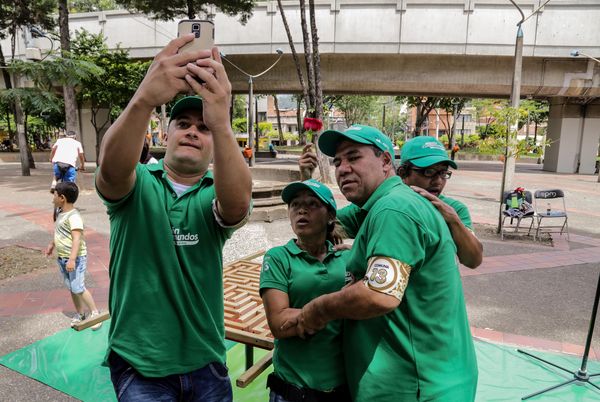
left=371, top=145, right=396, bottom=169
left=55, top=181, right=79, bottom=203
left=397, top=160, right=414, bottom=178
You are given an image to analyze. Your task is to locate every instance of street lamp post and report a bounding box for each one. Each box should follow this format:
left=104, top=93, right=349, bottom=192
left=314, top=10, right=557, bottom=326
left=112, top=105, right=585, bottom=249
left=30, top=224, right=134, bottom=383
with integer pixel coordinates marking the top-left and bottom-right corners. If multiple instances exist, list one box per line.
left=222, top=49, right=284, bottom=166
left=570, top=49, right=600, bottom=182
left=497, top=0, right=550, bottom=233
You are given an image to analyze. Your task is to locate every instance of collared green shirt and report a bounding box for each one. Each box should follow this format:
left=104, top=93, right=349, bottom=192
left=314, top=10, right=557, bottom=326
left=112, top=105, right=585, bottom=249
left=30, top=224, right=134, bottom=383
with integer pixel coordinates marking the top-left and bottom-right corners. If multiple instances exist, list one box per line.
left=341, top=176, right=477, bottom=402
left=439, top=194, right=473, bottom=230
left=97, top=161, right=236, bottom=377
left=338, top=192, right=473, bottom=236
left=260, top=240, right=348, bottom=391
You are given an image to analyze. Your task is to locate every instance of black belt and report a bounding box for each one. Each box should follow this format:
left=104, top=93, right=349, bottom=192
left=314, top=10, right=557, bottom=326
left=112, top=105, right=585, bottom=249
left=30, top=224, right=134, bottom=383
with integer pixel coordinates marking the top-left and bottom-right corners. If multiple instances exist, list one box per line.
left=266, top=373, right=351, bottom=402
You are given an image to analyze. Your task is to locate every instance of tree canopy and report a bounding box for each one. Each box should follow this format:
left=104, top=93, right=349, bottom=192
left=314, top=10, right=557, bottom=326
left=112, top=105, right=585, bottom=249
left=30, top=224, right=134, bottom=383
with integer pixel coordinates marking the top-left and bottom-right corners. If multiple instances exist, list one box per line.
left=115, top=0, right=255, bottom=21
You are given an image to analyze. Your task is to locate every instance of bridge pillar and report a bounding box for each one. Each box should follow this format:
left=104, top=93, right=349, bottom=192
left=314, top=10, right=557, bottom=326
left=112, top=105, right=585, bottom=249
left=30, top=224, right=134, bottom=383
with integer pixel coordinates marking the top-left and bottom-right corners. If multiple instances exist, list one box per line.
left=544, top=98, right=600, bottom=174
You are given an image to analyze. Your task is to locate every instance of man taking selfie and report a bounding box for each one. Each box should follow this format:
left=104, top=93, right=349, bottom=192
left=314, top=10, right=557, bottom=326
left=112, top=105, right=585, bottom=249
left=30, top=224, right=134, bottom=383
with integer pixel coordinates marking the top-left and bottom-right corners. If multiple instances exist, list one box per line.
left=95, top=34, right=251, bottom=401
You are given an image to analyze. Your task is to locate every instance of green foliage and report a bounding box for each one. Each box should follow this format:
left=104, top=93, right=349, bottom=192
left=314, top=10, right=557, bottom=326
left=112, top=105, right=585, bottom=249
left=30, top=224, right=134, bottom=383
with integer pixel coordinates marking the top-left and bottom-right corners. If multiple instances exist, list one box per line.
left=257, top=121, right=272, bottom=134
left=232, top=95, right=246, bottom=119
left=114, top=0, right=255, bottom=22
left=232, top=117, right=246, bottom=133
left=330, top=95, right=379, bottom=127
left=71, top=29, right=148, bottom=125
left=69, top=0, right=119, bottom=12
left=0, top=0, right=56, bottom=41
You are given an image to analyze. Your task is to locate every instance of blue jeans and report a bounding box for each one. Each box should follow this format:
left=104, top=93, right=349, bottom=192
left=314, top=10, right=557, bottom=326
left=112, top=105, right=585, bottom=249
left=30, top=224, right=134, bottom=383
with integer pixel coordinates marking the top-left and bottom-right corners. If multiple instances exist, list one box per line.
left=109, top=352, right=232, bottom=402
left=57, top=255, right=87, bottom=293
left=53, top=163, right=77, bottom=182
left=269, top=390, right=292, bottom=402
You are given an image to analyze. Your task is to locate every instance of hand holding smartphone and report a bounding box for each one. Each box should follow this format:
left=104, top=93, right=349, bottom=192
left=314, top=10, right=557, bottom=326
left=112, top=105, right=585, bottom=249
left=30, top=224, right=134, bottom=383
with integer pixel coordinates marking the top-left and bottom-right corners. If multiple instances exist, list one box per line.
left=177, top=20, right=214, bottom=54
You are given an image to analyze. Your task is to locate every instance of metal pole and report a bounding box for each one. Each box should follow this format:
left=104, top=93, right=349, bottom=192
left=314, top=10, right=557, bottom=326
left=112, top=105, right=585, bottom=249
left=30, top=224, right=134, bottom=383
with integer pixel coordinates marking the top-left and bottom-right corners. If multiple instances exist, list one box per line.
left=247, top=76, right=255, bottom=166
left=497, top=24, right=523, bottom=233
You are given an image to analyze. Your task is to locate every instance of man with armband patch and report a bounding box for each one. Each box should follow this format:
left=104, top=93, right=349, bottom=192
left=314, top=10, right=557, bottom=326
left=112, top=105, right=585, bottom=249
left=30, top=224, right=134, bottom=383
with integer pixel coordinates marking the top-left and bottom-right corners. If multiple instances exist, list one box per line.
left=284, top=125, right=477, bottom=402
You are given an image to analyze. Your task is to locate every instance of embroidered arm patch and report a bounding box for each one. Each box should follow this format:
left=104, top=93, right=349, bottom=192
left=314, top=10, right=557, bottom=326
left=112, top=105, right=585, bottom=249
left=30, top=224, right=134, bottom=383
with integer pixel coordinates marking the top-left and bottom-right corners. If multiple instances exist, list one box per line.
left=363, top=256, right=412, bottom=301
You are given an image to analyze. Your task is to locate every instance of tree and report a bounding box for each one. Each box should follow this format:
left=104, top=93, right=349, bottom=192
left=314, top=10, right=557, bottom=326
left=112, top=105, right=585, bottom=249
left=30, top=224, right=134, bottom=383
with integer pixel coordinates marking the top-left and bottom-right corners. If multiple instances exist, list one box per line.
left=438, top=97, right=467, bottom=149
left=276, top=0, right=331, bottom=182
left=57, top=0, right=82, bottom=144
left=400, top=96, right=440, bottom=137
left=71, top=29, right=149, bottom=161
left=273, top=94, right=284, bottom=143
left=115, top=0, right=255, bottom=21
left=472, top=98, right=506, bottom=139
left=69, top=0, right=119, bottom=12
left=330, top=95, right=379, bottom=127
left=0, top=0, right=56, bottom=175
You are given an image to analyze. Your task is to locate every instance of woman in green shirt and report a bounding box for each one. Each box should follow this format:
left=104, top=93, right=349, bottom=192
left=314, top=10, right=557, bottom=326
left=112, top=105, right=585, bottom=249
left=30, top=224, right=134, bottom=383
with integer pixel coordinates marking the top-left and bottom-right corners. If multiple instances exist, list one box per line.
left=260, top=179, right=351, bottom=402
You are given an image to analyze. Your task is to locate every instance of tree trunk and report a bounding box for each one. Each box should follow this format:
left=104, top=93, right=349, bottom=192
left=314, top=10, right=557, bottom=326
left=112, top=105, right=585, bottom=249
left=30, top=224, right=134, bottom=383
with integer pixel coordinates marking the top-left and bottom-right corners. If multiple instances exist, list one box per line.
left=273, top=95, right=284, bottom=143
left=296, top=96, right=305, bottom=145
left=299, top=0, right=315, bottom=113
left=23, top=114, right=36, bottom=168
left=58, top=0, right=81, bottom=143
left=308, top=0, right=332, bottom=184
left=187, top=0, right=195, bottom=18
left=14, top=99, right=30, bottom=176
left=276, top=0, right=309, bottom=105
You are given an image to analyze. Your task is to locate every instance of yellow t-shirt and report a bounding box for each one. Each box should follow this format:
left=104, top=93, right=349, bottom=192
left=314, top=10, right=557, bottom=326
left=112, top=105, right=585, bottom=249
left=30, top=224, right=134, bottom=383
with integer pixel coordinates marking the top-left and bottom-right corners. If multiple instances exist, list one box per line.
left=54, top=209, right=87, bottom=258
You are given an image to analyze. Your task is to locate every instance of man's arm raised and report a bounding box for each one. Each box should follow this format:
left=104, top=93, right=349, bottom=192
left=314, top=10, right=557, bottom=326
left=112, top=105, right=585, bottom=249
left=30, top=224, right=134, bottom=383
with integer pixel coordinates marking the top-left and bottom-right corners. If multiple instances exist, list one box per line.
left=96, top=34, right=202, bottom=201
left=185, top=48, right=252, bottom=224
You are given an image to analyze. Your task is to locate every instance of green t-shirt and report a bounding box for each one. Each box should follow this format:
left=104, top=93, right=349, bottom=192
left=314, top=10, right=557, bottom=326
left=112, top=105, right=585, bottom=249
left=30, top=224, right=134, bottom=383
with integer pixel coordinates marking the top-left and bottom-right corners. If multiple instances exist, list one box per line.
left=260, top=240, right=348, bottom=391
left=338, top=193, right=473, bottom=237
left=54, top=209, right=87, bottom=258
left=341, top=176, right=477, bottom=402
left=439, top=194, right=473, bottom=230
left=97, top=161, right=236, bottom=377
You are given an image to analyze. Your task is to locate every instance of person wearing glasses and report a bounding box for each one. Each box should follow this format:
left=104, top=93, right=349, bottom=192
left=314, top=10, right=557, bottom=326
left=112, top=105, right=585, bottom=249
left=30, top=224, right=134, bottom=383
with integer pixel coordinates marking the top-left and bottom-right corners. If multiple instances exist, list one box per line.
left=396, top=136, right=482, bottom=269
left=299, top=136, right=481, bottom=269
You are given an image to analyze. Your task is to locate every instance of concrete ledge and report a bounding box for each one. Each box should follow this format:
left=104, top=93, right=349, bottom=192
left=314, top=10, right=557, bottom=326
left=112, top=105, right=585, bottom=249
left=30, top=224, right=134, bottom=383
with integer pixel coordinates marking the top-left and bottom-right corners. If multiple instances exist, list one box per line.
left=0, top=151, right=50, bottom=163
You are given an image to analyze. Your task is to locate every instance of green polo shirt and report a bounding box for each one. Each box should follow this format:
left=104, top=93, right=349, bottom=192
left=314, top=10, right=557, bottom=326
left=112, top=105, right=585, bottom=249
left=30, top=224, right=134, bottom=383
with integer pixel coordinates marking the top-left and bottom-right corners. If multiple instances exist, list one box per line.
left=260, top=240, right=348, bottom=391
left=439, top=194, right=473, bottom=230
left=338, top=192, right=473, bottom=237
left=97, top=161, right=235, bottom=377
left=342, top=176, right=477, bottom=402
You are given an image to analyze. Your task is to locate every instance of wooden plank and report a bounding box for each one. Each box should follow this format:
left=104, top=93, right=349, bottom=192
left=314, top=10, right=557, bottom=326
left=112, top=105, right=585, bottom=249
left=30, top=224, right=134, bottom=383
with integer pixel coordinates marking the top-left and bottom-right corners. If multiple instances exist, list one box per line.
left=72, top=310, right=110, bottom=331
left=226, top=328, right=274, bottom=350
left=236, top=351, right=274, bottom=388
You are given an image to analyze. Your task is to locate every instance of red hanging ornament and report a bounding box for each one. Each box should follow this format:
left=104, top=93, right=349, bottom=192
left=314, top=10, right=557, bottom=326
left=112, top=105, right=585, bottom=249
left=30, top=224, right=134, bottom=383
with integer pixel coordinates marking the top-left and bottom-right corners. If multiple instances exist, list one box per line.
left=303, top=117, right=323, bottom=132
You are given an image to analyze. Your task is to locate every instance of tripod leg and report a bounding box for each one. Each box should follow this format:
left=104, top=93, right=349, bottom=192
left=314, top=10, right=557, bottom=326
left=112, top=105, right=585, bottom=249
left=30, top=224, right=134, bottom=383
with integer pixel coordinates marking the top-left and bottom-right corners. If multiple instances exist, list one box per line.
left=517, top=349, right=573, bottom=375
left=588, top=380, right=600, bottom=391
left=522, top=378, right=577, bottom=400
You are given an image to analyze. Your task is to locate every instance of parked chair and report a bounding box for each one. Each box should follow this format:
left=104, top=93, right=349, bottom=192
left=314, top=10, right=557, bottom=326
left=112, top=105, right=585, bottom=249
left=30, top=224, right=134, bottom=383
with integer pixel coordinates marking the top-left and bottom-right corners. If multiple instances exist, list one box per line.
left=532, top=189, right=569, bottom=241
left=501, top=189, right=535, bottom=240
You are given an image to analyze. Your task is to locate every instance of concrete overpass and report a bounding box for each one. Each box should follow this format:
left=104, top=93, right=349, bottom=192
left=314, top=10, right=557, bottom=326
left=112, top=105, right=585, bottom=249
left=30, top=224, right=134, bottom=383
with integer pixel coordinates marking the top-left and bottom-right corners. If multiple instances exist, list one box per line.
left=6, top=0, right=600, bottom=173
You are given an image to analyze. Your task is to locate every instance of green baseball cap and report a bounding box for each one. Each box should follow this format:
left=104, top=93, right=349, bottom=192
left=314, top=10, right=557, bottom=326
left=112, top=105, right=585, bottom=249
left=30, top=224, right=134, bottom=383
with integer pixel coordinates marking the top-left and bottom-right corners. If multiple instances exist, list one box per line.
left=318, top=124, right=394, bottom=158
left=169, top=96, right=203, bottom=123
left=400, top=136, right=458, bottom=169
left=281, top=179, right=337, bottom=213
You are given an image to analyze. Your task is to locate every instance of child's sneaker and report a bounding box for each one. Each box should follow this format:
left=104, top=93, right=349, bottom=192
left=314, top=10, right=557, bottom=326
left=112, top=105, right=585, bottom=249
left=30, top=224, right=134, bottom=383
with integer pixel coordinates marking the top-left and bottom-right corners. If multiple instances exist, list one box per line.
left=89, top=310, right=103, bottom=331
left=70, top=313, right=85, bottom=328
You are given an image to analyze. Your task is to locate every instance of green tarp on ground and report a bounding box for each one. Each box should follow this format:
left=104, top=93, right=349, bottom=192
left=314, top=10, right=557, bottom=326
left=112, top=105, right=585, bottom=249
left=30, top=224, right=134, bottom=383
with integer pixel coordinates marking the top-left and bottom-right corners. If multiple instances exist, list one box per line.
left=1, top=321, right=599, bottom=401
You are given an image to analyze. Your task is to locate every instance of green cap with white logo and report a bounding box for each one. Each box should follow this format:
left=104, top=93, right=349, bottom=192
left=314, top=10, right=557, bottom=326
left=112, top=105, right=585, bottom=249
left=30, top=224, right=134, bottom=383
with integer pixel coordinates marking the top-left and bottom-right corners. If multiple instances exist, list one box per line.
left=318, top=124, right=394, bottom=158
left=400, top=136, right=457, bottom=169
left=169, top=96, right=203, bottom=124
left=281, top=179, right=337, bottom=213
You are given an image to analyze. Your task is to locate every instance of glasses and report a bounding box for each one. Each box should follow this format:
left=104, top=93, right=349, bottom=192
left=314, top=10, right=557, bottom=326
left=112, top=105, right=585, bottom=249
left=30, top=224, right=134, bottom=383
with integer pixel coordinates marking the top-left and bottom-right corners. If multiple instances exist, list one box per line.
left=412, top=168, right=452, bottom=179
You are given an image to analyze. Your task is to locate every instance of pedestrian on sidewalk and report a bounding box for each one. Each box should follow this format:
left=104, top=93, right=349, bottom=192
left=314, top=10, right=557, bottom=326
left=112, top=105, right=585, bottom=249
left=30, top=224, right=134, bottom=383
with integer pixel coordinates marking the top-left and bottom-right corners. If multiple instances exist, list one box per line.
left=49, top=131, right=85, bottom=192
left=45, top=181, right=102, bottom=330
left=95, top=36, right=252, bottom=401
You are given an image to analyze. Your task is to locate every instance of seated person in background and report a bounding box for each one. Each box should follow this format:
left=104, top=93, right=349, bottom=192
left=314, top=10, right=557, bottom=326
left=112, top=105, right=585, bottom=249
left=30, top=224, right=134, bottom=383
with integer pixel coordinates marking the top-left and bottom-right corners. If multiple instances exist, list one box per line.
left=260, top=179, right=351, bottom=402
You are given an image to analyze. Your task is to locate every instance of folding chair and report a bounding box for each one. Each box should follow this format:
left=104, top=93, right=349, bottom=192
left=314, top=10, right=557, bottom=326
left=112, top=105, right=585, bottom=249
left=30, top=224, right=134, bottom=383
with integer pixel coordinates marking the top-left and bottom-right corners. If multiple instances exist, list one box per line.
left=533, top=189, right=569, bottom=241
left=500, top=190, right=535, bottom=240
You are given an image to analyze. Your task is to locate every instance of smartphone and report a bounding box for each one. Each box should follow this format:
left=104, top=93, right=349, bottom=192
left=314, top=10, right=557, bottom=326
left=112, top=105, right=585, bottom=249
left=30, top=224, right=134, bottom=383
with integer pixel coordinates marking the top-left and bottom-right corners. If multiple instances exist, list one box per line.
left=177, top=20, right=214, bottom=54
